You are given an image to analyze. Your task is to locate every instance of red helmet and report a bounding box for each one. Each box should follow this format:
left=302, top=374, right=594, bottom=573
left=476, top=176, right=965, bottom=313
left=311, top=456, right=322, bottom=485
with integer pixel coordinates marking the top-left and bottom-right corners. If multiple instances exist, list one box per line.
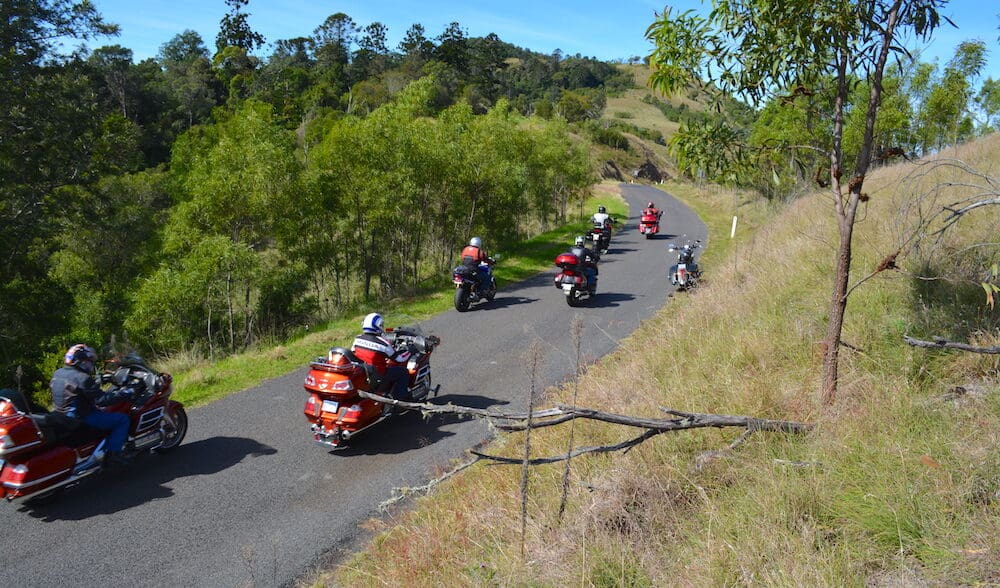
left=65, top=344, right=97, bottom=374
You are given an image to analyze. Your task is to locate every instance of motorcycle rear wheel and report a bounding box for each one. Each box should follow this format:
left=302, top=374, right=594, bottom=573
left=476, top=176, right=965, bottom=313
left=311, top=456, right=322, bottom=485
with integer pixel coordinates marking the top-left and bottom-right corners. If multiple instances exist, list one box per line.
left=154, top=405, right=188, bottom=453
left=454, top=286, right=471, bottom=312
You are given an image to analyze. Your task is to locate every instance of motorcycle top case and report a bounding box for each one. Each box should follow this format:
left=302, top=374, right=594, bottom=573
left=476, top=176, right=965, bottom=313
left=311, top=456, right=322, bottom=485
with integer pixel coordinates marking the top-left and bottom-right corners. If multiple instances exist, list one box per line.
left=1, top=444, right=76, bottom=497
left=305, top=360, right=369, bottom=398
left=0, top=413, right=45, bottom=458
left=555, top=253, right=580, bottom=270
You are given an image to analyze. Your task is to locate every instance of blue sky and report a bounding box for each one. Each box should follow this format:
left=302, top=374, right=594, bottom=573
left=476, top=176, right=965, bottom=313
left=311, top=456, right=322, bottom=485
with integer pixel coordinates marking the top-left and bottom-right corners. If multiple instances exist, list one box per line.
left=86, top=0, right=999, bottom=80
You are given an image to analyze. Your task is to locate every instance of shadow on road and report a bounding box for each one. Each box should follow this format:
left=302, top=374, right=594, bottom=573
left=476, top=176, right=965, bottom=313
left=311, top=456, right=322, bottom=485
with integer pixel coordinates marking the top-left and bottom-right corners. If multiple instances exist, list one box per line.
left=327, top=394, right=509, bottom=457
left=588, top=292, right=636, bottom=308
left=21, top=436, right=277, bottom=520
left=482, top=295, right=538, bottom=310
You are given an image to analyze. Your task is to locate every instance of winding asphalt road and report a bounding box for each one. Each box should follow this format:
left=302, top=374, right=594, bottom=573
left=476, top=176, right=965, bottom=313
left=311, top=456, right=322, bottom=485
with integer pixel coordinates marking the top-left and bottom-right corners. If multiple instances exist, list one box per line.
left=0, top=184, right=706, bottom=587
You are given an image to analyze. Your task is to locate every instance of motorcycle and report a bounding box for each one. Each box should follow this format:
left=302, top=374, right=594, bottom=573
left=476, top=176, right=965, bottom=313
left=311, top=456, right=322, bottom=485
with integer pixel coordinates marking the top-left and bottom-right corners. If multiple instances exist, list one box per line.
left=554, top=252, right=597, bottom=307
left=452, top=260, right=497, bottom=312
left=668, top=240, right=702, bottom=290
left=0, top=354, right=188, bottom=503
left=639, top=210, right=661, bottom=238
left=587, top=221, right=612, bottom=254
left=303, top=326, right=440, bottom=449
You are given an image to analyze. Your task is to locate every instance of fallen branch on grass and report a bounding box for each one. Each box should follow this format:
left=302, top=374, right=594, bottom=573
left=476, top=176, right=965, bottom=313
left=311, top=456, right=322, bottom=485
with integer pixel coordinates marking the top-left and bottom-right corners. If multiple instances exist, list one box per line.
left=904, top=335, right=1000, bottom=354
left=355, top=390, right=813, bottom=465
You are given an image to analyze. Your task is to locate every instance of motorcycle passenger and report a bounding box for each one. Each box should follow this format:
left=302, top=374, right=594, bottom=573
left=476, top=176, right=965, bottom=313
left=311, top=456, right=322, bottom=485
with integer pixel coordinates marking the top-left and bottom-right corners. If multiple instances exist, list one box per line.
left=570, top=235, right=599, bottom=293
left=351, top=313, right=412, bottom=402
left=460, top=236, right=496, bottom=293
left=50, top=344, right=132, bottom=467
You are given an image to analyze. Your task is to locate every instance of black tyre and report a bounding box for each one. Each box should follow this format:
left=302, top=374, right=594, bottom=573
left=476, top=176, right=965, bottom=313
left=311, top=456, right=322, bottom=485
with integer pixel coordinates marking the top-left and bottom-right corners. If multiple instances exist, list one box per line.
left=566, top=289, right=580, bottom=307
left=154, top=405, right=188, bottom=453
left=454, top=286, right=471, bottom=312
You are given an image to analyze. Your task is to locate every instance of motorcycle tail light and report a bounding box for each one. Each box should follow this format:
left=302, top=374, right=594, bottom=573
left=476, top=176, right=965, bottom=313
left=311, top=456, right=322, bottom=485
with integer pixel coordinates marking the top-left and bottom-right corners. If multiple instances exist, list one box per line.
left=304, top=395, right=321, bottom=417
left=331, top=380, right=353, bottom=391
left=0, top=400, right=15, bottom=416
left=575, top=275, right=584, bottom=285
left=341, top=404, right=363, bottom=423
left=304, top=374, right=316, bottom=387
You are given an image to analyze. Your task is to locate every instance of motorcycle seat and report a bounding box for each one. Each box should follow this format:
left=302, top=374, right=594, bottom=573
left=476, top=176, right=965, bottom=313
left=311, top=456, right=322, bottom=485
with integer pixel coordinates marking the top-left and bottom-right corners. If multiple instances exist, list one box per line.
left=29, top=411, right=102, bottom=446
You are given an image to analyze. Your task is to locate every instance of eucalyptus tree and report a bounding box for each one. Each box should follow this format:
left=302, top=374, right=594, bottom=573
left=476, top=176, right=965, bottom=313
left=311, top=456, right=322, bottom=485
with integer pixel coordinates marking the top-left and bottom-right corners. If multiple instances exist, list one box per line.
left=647, top=0, right=949, bottom=403
left=129, top=101, right=301, bottom=352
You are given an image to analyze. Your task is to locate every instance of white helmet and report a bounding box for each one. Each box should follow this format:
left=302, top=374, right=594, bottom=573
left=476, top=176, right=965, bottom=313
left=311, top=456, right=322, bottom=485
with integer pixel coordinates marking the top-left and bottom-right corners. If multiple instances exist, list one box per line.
left=574, top=235, right=585, bottom=246
left=469, top=237, right=482, bottom=248
left=361, top=312, right=384, bottom=335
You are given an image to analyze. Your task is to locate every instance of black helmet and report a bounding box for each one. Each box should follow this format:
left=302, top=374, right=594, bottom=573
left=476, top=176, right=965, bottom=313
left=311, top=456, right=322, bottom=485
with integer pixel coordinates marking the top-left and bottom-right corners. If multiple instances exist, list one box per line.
left=598, top=205, right=606, bottom=214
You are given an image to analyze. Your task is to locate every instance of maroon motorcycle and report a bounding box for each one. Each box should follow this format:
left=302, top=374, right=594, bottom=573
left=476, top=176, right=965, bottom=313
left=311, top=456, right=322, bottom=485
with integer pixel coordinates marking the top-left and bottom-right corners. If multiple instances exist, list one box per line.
left=0, top=354, right=187, bottom=503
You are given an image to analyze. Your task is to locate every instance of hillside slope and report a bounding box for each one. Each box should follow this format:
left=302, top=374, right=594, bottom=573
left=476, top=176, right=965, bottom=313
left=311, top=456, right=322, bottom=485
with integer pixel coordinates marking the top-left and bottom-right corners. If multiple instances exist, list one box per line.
left=327, top=134, right=1000, bottom=586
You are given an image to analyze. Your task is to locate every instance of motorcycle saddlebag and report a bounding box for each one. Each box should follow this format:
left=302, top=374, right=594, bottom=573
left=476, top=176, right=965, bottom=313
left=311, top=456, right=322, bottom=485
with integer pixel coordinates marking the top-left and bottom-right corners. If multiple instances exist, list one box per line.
left=1, top=445, right=76, bottom=498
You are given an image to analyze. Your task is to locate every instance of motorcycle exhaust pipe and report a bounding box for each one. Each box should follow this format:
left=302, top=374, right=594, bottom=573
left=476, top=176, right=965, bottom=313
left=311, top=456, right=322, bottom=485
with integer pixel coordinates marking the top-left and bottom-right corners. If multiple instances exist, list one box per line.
left=340, top=415, right=390, bottom=440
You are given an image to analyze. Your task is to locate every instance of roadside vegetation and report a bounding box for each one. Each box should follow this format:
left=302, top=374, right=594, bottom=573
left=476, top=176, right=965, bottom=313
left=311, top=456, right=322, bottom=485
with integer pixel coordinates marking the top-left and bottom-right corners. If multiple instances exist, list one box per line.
left=161, top=190, right=628, bottom=407
left=328, top=132, right=999, bottom=588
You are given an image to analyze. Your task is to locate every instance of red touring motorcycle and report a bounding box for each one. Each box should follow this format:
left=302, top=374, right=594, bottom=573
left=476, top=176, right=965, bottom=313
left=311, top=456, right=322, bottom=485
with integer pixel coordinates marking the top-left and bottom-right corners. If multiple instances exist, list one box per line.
left=639, top=210, right=661, bottom=238
left=554, top=252, right=596, bottom=307
left=303, top=326, right=440, bottom=449
left=0, top=354, right=188, bottom=503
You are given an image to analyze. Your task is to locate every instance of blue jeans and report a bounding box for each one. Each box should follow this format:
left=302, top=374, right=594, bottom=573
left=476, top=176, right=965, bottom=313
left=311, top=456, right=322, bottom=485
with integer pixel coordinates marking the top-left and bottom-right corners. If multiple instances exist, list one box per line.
left=381, top=366, right=411, bottom=401
left=83, top=410, right=130, bottom=453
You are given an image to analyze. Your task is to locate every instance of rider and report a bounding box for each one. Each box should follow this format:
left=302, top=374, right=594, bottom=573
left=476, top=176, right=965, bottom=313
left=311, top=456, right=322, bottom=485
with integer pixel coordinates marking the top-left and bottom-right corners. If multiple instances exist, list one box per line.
left=590, top=205, right=613, bottom=229
left=642, top=201, right=662, bottom=220
left=460, top=236, right=496, bottom=293
left=570, top=235, right=600, bottom=293
left=351, top=313, right=412, bottom=402
left=50, top=344, right=132, bottom=467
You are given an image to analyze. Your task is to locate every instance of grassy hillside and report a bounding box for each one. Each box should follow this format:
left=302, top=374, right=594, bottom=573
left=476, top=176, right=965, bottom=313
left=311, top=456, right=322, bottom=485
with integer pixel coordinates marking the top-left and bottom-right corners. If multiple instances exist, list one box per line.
left=324, top=135, right=999, bottom=586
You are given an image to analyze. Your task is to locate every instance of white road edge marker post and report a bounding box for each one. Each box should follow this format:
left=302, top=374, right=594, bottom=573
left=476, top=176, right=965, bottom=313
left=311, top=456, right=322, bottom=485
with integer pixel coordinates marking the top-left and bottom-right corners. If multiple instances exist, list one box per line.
left=730, top=215, right=738, bottom=238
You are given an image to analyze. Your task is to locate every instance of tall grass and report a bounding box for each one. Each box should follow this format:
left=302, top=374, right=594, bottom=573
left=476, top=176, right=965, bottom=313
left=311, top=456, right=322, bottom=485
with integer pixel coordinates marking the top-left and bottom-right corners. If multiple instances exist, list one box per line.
left=327, top=135, right=999, bottom=586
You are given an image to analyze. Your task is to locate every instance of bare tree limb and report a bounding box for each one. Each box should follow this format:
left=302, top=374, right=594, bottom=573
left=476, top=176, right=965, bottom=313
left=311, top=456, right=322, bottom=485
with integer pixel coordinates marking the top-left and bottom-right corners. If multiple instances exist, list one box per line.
left=379, top=457, right=480, bottom=510
left=356, top=391, right=814, bottom=464
left=904, top=335, right=1000, bottom=354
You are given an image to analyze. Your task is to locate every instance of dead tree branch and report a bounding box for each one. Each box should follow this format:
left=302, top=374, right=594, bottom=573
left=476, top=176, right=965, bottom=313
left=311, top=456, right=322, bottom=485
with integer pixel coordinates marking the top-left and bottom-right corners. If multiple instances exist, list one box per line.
left=356, top=391, right=814, bottom=464
left=904, top=335, right=1000, bottom=354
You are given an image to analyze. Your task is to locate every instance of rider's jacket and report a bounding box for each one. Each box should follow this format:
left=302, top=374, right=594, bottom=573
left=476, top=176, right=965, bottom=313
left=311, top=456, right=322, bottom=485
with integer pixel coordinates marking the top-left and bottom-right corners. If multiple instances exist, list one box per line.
left=570, top=245, right=599, bottom=271
left=642, top=207, right=661, bottom=219
left=460, top=245, right=493, bottom=266
left=590, top=212, right=611, bottom=227
left=50, top=366, right=103, bottom=418
left=352, top=333, right=408, bottom=375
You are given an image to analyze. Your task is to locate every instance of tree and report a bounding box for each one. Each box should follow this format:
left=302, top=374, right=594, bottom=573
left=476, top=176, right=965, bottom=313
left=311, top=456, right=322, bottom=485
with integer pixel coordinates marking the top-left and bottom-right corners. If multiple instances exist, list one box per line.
left=647, top=0, right=948, bottom=403
left=973, top=77, right=1000, bottom=131
left=0, top=0, right=118, bottom=388
left=215, top=0, right=264, bottom=54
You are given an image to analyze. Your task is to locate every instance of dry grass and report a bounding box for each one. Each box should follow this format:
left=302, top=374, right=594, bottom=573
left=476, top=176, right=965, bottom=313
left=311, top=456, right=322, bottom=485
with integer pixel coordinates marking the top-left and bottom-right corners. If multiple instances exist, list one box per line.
left=319, top=134, right=1000, bottom=587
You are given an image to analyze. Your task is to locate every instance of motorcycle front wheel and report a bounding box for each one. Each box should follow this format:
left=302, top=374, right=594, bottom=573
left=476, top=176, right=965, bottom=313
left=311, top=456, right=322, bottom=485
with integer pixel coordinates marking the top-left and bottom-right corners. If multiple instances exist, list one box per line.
left=154, top=405, right=188, bottom=453
left=454, top=286, right=471, bottom=312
